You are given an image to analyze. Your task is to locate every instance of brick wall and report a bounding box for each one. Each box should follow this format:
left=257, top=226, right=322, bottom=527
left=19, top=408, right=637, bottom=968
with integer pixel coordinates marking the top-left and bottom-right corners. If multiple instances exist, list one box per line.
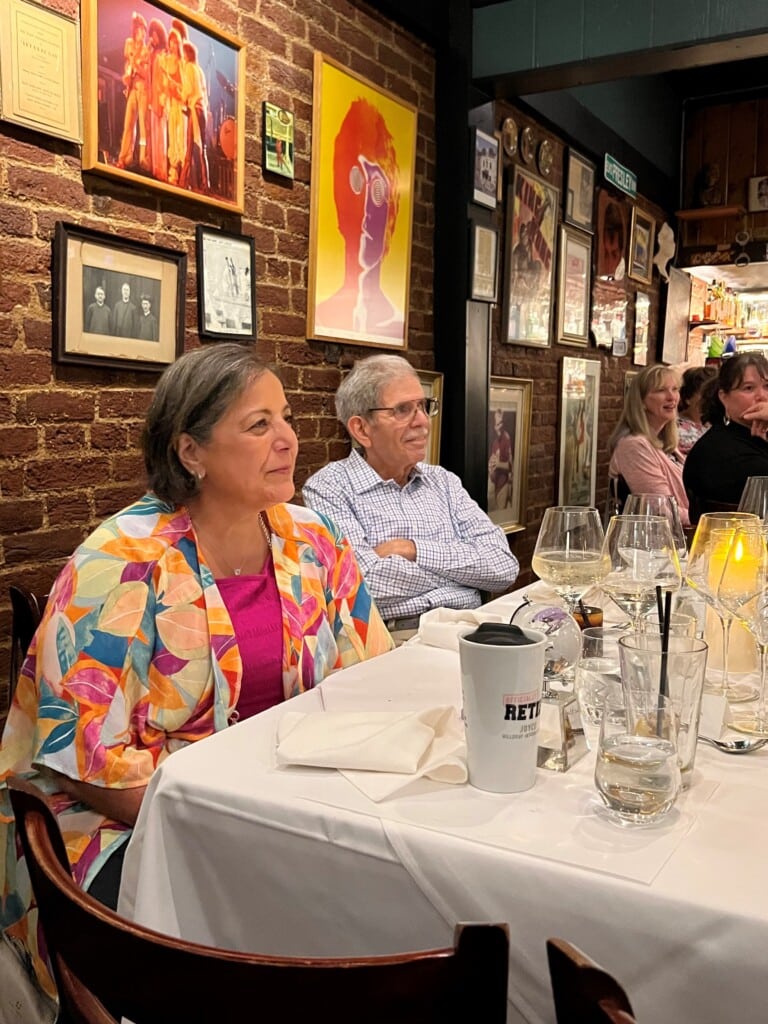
left=0, top=0, right=436, bottom=706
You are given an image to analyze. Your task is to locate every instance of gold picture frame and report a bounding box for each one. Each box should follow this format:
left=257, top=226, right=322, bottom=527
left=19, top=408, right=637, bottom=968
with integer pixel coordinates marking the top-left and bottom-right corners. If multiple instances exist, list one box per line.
left=557, top=223, right=591, bottom=346
left=81, top=0, right=245, bottom=213
left=487, top=376, right=533, bottom=534
left=307, top=51, right=417, bottom=350
left=416, top=369, right=444, bottom=465
left=558, top=357, right=600, bottom=507
left=0, top=0, right=82, bottom=142
left=628, top=206, right=656, bottom=286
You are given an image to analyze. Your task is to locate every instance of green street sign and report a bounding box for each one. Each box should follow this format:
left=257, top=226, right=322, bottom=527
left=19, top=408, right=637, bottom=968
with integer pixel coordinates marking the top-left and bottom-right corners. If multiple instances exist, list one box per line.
left=604, top=154, right=637, bottom=198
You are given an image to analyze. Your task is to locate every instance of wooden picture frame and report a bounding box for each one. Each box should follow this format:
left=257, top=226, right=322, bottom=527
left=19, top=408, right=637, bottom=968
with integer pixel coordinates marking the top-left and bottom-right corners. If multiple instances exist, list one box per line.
left=81, top=0, right=245, bottom=214
left=470, top=223, right=498, bottom=302
left=307, top=51, right=417, bottom=350
left=747, top=175, right=768, bottom=213
left=196, top=225, right=256, bottom=341
left=416, top=369, right=444, bottom=465
left=53, top=221, right=185, bottom=372
left=503, top=166, right=559, bottom=347
left=564, top=149, right=595, bottom=233
left=263, top=101, right=295, bottom=179
left=628, top=206, right=656, bottom=285
left=558, top=357, right=600, bottom=507
left=596, top=189, right=627, bottom=281
left=487, top=376, right=533, bottom=534
left=557, top=224, right=591, bottom=346
left=472, top=127, right=499, bottom=209
left=0, top=0, right=82, bottom=142
left=634, top=291, right=650, bottom=365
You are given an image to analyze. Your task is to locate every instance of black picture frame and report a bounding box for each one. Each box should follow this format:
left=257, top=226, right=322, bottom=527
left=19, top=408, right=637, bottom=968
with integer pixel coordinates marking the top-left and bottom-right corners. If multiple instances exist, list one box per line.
left=196, top=225, right=257, bottom=341
left=53, top=221, right=186, bottom=372
left=472, top=127, right=499, bottom=210
left=564, top=149, right=595, bottom=233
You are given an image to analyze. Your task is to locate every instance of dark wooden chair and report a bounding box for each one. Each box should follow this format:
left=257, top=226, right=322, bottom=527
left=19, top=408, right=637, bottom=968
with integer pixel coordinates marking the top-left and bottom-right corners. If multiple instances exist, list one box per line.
left=603, top=475, right=630, bottom=526
left=547, top=938, right=636, bottom=1024
left=9, top=585, right=47, bottom=703
left=8, top=776, right=510, bottom=1024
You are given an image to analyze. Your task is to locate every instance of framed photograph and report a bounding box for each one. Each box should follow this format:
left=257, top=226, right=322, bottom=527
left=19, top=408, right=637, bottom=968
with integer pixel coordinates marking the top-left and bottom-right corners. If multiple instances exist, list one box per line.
left=564, top=150, right=595, bottom=232
left=263, top=101, right=295, bottom=179
left=557, top=224, right=592, bottom=346
left=470, top=223, right=498, bottom=302
left=307, top=51, right=417, bottom=350
left=472, top=127, right=499, bottom=209
left=196, top=225, right=256, bottom=341
left=591, top=282, right=627, bottom=351
left=81, top=0, right=246, bottom=214
left=53, top=221, right=185, bottom=372
left=660, top=266, right=691, bottom=365
left=487, top=376, right=533, bottom=534
left=416, top=369, right=444, bottom=465
left=0, top=0, right=82, bottom=142
left=503, top=166, right=559, bottom=347
left=596, top=189, right=627, bottom=281
left=747, top=175, right=768, bottom=213
left=558, top=357, right=600, bottom=507
left=634, top=291, right=650, bottom=365
left=628, top=207, right=656, bottom=285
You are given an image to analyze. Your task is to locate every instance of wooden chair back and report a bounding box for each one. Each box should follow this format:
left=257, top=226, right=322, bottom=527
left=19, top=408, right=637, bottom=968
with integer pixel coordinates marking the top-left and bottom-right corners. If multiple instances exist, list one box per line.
left=8, top=776, right=510, bottom=1024
left=9, top=585, right=46, bottom=703
left=547, top=937, right=636, bottom=1024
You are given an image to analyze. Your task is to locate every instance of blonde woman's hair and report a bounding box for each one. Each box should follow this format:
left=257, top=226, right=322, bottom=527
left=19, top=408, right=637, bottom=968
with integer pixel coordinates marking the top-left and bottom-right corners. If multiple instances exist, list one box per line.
left=609, top=363, right=681, bottom=454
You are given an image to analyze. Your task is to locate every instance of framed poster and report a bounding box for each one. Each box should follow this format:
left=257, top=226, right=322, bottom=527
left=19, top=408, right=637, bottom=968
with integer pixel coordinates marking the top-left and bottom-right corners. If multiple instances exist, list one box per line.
left=195, top=225, right=256, bottom=341
left=0, top=0, right=82, bottom=142
left=747, top=175, right=768, bottom=213
left=470, top=223, right=498, bottom=302
left=634, top=291, right=650, bottom=365
left=416, top=369, right=444, bottom=465
left=307, top=51, right=417, bottom=350
left=596, top=189, right=627, bottom=281
left=628, top=206, right=655, bottom=285
left=558, top=357, right=600, bottom=507
left=564, top=149, right=595, bottom=233
left=53, top=221, right=185, bottom=372
left=557, top=224, right=592, bottom=346
left=661, top=266, right=692, bottom=364
left=472, top=127, right=499, bottom=209
left=263, top=101, right=295, bottom=179
left=487, top=376, right=533, bottom=534
left=81, top=0, right=246, bottom=213
left=503, top=166, right=559, bottom=347
left=591, top=281, right=627, bottom=352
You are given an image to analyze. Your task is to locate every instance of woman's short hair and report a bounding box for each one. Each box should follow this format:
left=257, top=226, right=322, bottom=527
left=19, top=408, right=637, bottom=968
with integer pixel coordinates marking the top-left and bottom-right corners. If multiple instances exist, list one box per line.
left=701, top=352, right=768, bottom=424
left=335, top=354, right=419, bottom=425
left=609, top=363, right=681, bottom=454
left=142, top=343, right=271, bottom=506
left=679, top=365, right=717, bottom=414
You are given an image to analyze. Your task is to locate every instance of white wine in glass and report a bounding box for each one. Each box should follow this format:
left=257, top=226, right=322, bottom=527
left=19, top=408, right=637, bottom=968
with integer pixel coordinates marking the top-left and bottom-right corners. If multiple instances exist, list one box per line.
left=601, top=515, right=682, bottom=631
left=531, top=506, right=608, bottom=611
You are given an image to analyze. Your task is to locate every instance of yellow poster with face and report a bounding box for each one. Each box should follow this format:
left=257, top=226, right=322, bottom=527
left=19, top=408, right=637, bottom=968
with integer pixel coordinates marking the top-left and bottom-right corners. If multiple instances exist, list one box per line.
left=307, top=52, right=417, bottom=349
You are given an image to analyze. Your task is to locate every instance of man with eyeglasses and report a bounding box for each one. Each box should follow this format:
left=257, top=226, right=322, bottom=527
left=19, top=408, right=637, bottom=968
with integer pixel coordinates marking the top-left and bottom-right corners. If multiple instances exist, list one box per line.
left=303, top=354, right=519, bottom=642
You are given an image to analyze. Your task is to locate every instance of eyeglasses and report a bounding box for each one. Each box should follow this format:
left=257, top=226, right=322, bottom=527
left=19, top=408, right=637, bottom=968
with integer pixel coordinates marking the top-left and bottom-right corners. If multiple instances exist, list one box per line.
left=368, top=398, right=440, bottom=421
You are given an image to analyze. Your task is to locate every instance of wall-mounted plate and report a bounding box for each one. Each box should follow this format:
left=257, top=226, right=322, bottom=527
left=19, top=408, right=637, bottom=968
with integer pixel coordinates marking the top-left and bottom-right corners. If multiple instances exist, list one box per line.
left=538, top=139, right=554, bottom=177
left=501, top=116, right=518, bottom=158
left=519, top=125, right=534, bottom=164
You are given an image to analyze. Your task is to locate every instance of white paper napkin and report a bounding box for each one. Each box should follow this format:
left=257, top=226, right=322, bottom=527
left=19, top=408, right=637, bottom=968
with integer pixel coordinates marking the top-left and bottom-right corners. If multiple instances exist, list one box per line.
left=275, top=706, right=467, bottom=801
left=416, top=607, right=507, bottom=652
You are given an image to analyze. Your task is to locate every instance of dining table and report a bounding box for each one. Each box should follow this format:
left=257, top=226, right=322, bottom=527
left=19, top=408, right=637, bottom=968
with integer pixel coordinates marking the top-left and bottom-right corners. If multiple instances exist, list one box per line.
left=118, top=585, right=768, bottom=1024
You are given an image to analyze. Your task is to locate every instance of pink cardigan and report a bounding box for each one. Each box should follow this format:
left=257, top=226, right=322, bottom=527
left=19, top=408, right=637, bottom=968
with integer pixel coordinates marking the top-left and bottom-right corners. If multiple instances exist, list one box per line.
left=609, top=434, right=690, bottom=527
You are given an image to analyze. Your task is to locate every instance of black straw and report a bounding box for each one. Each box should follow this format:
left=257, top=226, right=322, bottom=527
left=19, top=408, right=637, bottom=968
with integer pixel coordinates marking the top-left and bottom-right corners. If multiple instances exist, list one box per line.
left=656, top=590, right=672, bottom=734
left=578, top=598, right=590, bottom=626
left=655, top=585, right=664, bottom=632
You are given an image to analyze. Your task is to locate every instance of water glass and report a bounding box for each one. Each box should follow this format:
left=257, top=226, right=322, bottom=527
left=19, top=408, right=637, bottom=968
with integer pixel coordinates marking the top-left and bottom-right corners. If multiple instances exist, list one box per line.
left=594, top=689, right=681, bottom=826
left=574, top=627, right=622, bottom=750
left=642, top=610, right=697, bottom=638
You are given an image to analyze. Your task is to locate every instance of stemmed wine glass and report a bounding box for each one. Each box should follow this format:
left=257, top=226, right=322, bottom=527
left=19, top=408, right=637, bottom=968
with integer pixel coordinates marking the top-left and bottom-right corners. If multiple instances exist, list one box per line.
left=600, top=515, right=682, bottom=632
left=685, top=511, right=760, bottom=702
left=531, top=506, right=608, bottom=613
left=717, top=524, right=768, bottom=734
left=622, top=494, right=688, bottom=567
left=738, top=477, right=768, bottom=533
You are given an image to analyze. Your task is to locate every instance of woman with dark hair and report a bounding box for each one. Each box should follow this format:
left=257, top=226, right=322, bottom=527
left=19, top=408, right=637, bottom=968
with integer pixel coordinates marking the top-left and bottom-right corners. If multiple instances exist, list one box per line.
left=683, top=353, right=768, bottom=517
left=677, top=364, right=717, bottom=455
left=0, top=343, right=392, bottom=1000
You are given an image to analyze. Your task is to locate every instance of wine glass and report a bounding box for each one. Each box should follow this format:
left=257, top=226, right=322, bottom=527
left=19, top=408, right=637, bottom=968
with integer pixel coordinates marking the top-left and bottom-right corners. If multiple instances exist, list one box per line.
left=600, top=515, right=682, bottom=632
left=716, top=524, right=768, bottom=734
left=531, top=506, right=608, bottom=613
left=685, top=511, right=760, bottom=702
left=738, top=477, right=768, bottom=533
left=622, top=494, right=688, bottom=566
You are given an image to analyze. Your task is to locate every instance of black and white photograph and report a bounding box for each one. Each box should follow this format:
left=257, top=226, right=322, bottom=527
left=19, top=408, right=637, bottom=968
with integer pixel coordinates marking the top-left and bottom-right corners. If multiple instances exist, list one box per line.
left=747, top=174, right=768, bottom=213
left=472, top=127, right=499, bottom=209
left=196, top=225, right=256, bottom=340
left=82, top=269, right=161, bottom=340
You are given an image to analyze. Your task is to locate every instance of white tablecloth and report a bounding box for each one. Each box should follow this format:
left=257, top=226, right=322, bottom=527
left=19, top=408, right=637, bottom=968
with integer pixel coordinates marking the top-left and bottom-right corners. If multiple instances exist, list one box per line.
left=119, top=590, right=768, bottom=1023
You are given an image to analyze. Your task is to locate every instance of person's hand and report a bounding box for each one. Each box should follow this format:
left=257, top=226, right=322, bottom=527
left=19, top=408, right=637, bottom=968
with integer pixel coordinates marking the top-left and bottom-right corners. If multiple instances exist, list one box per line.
left=374, top=538, right=417, bottom=561
left=742, top=400, right=768, bottom=437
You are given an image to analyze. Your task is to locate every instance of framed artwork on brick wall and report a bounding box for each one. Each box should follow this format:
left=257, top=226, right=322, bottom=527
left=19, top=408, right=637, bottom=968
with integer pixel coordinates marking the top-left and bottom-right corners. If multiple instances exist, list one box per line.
left=487, top=376, right=533, bottom=534
left=196, top=225, right=256, bottom=341
left=81, top=0, right=245, bottom=213
left=306, top=51, right=417, bottom=350
left=53, top=221, right=186, bottom=371
left=558, top=357, right=600, bottom=507
left=416, top=369, right=444, bottom=465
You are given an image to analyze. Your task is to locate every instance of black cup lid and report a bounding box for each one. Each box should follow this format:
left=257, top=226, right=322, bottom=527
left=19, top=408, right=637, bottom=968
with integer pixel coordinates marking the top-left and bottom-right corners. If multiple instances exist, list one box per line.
left=462, top=622, right=536, bottom=646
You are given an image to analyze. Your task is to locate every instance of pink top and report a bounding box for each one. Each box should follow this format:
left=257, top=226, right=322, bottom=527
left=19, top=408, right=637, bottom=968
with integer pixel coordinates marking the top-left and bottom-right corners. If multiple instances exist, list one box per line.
left=609, top=434, right=690, bottom=526
left=216, top=556, right=284, bottom=720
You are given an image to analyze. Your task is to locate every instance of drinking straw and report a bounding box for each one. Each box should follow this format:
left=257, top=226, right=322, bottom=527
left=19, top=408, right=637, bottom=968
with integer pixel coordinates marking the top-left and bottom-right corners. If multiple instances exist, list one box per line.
left=655, top=584, right=664, bottom=632
left=578, top=597, right=590, bottom=626
left=656, top=590, right=672, bottom=734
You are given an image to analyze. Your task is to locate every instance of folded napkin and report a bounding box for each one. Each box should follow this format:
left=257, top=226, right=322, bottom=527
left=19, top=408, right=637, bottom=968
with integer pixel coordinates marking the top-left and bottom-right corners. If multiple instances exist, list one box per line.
left=416, top=607, right=507, bottom=652
left=275, top=706, right=467, bottom=801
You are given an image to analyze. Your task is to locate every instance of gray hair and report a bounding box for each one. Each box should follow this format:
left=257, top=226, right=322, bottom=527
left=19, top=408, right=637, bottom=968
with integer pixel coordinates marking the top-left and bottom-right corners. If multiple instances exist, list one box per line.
left=142, top=343, right=271, bottom=506
left=335, top=354, right=419, bottom=424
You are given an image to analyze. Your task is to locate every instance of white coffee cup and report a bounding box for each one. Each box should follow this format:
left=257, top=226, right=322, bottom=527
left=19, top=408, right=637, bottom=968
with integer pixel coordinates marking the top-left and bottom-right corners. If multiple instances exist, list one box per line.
left=458, top=625, right=546, bottom=793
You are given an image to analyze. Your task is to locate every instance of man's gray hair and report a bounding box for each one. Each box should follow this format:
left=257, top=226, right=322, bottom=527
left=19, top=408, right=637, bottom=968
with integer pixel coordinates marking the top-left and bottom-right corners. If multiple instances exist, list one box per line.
left=142, top=343, right=272, bottom=506
left=335, top=354, right=419, bottom=424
